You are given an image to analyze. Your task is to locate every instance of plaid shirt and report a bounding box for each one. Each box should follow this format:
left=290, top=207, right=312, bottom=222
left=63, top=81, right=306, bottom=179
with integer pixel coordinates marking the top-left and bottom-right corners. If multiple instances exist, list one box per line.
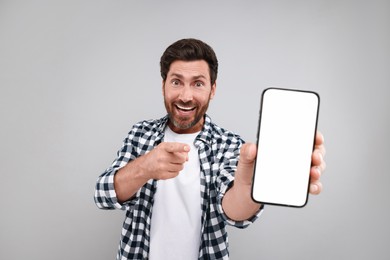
left=94, top=115, right=263, bottom=260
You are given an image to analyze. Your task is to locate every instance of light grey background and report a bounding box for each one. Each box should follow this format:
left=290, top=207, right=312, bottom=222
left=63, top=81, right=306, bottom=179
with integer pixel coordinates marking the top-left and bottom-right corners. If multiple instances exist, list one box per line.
left=1, top=0, right=389, bottom=259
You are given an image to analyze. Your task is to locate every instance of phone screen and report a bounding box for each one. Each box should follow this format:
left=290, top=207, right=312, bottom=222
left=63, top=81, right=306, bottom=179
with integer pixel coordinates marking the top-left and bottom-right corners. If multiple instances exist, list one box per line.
left=251, top=88, right=320, bottom=207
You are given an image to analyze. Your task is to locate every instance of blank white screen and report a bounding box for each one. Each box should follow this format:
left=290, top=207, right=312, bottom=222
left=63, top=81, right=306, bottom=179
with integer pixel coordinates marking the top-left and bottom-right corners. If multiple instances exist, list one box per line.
left=252, top=88, right=319, bottom=207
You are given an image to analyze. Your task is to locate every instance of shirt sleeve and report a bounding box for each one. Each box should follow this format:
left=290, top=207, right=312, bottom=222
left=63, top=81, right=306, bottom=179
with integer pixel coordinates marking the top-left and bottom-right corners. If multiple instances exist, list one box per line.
left=94, top=126, right=141, bottom=210
left=215, top=138, right=264, bottom=228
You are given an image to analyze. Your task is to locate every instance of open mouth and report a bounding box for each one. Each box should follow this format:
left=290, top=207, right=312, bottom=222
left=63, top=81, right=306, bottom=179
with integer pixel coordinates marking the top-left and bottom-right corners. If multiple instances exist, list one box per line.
left=175, top=104, right=196, bottom=112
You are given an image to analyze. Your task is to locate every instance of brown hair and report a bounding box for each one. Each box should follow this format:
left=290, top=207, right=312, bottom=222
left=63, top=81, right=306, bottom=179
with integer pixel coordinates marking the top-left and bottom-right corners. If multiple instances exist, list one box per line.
left=160, top=38, right=218, bottom=85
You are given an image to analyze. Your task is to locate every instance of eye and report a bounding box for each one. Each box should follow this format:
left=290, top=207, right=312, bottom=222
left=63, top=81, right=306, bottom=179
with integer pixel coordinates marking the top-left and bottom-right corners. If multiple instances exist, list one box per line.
left=194, top=81, right=205, bottom=87
left=171, top=79, right=181, bottom=87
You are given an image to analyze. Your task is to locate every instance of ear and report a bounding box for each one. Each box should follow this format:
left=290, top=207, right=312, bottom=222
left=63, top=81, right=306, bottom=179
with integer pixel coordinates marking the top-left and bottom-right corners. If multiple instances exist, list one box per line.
left=162, top=80, right=165, bottom=96
left=210, top=82, right=217, bottom=100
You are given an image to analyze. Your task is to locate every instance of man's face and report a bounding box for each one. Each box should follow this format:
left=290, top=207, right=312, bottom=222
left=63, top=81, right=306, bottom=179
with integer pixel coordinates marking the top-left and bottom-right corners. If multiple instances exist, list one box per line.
left=163, top=60, right=216, bottom=134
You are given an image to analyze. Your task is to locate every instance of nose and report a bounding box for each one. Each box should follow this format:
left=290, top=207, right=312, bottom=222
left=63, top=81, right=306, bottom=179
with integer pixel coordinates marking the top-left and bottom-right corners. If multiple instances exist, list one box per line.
left=178, top=85, right=193, bottom=103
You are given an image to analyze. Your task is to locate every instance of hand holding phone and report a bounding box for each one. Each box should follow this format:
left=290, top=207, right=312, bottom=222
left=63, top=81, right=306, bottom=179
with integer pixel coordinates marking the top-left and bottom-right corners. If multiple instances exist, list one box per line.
left=251, top=88, right=320, bottom=207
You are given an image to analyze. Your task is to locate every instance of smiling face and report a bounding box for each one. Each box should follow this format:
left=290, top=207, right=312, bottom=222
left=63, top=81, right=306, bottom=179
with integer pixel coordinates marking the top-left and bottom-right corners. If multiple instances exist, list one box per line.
left=163, top=60, right=216, bottom=134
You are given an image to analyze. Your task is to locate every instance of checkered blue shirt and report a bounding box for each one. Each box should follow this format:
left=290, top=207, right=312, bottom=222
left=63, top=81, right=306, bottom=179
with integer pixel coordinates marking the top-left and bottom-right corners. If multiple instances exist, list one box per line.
left=94, top=115, right=263, bottom=259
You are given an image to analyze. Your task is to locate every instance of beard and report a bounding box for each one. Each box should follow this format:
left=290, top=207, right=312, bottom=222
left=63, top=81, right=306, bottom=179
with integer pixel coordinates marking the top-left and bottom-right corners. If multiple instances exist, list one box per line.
left=164, top=97, right=211, bottom=131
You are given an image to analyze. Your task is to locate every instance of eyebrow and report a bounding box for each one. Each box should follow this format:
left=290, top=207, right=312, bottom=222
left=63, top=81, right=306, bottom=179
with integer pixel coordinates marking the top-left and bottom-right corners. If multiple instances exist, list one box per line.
left=169, top=73, right=208, bottom=81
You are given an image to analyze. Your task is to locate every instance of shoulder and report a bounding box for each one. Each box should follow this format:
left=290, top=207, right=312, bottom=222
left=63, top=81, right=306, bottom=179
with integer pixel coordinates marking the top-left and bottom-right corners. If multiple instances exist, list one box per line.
left=127, top=116, right=168, bottom=138
left=205, top=115, right=244, bottom=146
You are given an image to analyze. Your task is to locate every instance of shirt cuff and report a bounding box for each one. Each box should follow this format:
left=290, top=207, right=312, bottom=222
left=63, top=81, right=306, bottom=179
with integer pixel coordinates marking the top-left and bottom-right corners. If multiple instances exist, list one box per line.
left=99, top=168, right=139, bottom=210
left=217, top=180, right=265, bottom=229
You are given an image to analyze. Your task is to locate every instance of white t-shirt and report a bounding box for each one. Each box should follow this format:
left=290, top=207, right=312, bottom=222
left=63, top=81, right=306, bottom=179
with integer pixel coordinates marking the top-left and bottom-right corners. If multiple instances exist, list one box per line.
left=149, top=126, right=202, bottom=260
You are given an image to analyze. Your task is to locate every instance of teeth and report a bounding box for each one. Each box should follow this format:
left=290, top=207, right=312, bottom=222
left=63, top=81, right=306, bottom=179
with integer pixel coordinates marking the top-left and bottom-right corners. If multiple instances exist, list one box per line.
left=177, top=105, right=194, bottom=111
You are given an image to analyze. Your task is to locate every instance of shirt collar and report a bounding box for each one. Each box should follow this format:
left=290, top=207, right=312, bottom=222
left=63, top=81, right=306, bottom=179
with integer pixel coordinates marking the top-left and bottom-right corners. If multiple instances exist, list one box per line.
left=157, top=114, right=216, bottom=147
left=195, top=114, right=216, bottom=146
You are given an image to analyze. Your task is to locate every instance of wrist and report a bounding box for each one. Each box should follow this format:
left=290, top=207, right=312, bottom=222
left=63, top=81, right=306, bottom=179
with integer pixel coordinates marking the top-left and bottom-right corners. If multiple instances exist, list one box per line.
left=131, top=155, right=152, bottom=182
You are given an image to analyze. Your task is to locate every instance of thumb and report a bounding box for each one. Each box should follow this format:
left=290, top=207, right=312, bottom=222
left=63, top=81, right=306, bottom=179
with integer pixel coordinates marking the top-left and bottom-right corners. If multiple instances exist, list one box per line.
left=236, top=143, right=257, bottom=185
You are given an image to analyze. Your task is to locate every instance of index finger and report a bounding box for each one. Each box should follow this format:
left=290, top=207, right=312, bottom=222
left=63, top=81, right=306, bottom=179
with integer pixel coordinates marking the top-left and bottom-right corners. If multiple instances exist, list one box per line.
left=164, top=142, right=190, bottom=153
left=315, top=131, right=324, bottom=146
left=314, top=131, right=326, bottom=156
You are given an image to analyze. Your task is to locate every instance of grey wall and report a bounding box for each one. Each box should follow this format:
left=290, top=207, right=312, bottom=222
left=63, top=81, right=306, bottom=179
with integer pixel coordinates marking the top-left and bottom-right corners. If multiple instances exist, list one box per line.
left=1, top=0, right=389, bottom=259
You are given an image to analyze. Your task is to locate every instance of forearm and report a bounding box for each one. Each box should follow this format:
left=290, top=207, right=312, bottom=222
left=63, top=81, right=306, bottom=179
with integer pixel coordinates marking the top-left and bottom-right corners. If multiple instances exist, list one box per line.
left=222, top=181, right=261, bottom=221
left=114, top=155, right=150, bottom=203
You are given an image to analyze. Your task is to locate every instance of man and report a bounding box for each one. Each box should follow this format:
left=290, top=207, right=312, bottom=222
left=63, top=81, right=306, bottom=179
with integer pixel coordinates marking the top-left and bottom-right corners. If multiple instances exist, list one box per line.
left=94, top=38, right=326, bottom=260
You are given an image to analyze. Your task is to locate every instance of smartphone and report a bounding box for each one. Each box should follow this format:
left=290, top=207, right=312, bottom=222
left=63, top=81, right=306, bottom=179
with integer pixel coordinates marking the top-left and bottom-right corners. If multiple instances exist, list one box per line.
left=251, top=87, right=320, bottom=207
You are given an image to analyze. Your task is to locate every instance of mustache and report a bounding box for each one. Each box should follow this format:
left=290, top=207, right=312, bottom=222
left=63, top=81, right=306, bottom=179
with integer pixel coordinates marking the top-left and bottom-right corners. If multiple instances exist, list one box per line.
left=174, top=101, right=197, bottom=107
